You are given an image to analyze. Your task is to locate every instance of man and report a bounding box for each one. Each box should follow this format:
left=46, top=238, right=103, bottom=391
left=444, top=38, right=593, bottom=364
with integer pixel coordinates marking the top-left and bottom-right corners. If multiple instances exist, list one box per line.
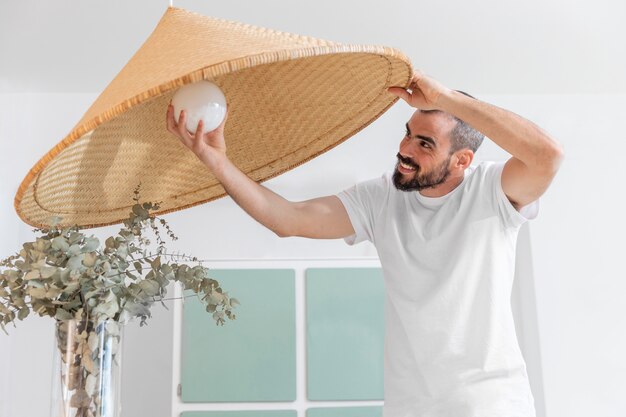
left=166, top=70, right=564, bottom=417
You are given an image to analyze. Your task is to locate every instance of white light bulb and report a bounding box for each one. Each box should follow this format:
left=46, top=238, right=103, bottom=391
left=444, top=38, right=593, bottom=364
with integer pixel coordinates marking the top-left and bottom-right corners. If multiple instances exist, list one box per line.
left=171, top=81, right=227, bottom=135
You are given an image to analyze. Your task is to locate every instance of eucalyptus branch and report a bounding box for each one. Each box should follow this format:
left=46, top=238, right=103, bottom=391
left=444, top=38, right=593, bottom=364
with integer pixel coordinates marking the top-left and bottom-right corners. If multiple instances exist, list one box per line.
left=0, top=187, right=240, bottom=333
left=105, top=251, right=201, bottom=266
left=153, top=293, right=200, bottom=302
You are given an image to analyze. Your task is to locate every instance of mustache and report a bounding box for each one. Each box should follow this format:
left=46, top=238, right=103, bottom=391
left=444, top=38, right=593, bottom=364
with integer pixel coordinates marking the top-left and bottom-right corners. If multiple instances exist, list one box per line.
left=396, top=153, right=418, bottom=169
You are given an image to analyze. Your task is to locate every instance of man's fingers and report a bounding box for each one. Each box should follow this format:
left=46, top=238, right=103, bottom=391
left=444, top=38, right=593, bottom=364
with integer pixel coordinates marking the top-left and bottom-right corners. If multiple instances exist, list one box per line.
left=166, top=104, right=177, bottom=133
left=195, top=120, right=204, bottom=140
left=412, top=69, right=424, bottom=82
left=177, top=110, right=193, bottom=139
left=167, top=108, right=193, bottom=148
left=387, top=87, right=411, bottom=103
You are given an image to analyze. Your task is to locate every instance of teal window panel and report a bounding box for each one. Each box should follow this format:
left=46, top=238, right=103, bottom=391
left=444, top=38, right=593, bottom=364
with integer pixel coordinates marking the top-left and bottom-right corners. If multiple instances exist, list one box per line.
left=306, top=406, right=383, bottom=417
left=306, top=268, right=385, bottom=400
left=181, top=411, right=297, bottom=417
left=181, top=269, right=296, bottom=402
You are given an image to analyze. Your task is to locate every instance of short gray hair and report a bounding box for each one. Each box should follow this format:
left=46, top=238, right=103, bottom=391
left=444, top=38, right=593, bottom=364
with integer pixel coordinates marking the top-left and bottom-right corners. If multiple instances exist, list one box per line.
left=421, top=90, right=484, bottom=154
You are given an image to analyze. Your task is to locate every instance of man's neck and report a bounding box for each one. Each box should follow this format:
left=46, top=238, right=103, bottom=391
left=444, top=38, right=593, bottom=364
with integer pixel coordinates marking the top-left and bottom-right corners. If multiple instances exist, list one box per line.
left=418, top=172, right=465, bottom=198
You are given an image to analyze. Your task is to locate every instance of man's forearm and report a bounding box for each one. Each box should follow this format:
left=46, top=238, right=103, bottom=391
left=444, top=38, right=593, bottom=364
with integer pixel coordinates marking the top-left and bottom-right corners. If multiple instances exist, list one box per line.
left=437, top=90, right=564, bottom=170
left=207, top=154, right=296, bottom=237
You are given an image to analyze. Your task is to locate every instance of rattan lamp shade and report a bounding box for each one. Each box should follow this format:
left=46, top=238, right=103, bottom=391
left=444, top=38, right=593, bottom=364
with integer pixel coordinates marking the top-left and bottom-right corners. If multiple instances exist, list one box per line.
left=14, top=7, right=413, bottom=229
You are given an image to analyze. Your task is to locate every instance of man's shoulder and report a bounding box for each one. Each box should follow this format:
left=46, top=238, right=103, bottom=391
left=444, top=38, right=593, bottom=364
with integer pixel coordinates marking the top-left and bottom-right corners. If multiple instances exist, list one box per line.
left=461, top=160, right=506, bottom=195
left=467, top=160, right=506, bottom=180
left=358, top=170, right=394, bottom=187
left=471, top=159, right=501, bottom=170
left=339, top=171, right=393, bottom=197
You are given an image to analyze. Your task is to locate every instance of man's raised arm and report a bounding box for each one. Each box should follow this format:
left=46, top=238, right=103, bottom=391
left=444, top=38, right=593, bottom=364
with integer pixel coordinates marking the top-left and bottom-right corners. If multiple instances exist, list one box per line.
left=389, top=70, right=565, bottom=210
left=165, top=104, right=355, bottom=239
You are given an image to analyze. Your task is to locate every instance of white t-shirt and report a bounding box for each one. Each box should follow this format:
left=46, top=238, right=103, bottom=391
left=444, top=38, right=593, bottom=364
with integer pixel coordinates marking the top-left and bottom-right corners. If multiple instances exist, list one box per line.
left=336, top=160, right=540, bottom=417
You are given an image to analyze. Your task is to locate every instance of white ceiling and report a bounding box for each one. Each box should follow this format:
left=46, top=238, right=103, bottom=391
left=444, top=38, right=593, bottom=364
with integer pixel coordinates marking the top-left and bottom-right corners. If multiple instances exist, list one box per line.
left=1, top=0, right=624, bottom=94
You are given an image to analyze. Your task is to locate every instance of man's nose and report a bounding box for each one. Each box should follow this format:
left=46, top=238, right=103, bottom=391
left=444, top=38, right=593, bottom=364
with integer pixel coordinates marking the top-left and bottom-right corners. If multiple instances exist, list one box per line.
left=399, top=139, right=417, bottom=157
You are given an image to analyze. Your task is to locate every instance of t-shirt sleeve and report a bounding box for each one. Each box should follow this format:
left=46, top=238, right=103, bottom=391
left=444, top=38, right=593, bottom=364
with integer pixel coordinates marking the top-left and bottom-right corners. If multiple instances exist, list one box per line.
left=335, top=174, right=388, bottom=246
left=488, top=161, right=540, bottom=229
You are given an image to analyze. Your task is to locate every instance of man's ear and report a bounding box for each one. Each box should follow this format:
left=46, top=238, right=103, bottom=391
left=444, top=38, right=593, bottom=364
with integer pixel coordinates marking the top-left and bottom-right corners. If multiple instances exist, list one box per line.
left=454, top=149, right=474, bottom=169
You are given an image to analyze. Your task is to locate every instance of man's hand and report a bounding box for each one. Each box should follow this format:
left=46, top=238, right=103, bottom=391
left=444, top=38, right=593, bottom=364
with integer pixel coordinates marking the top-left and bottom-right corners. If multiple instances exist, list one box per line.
left=387, top=70, right=452, bottom=110
left=166, top=103, right=229, bottom=169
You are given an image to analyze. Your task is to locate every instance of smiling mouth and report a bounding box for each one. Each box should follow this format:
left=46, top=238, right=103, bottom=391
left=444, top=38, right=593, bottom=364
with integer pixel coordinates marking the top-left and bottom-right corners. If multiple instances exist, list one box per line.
left=398, top=161, right=417, bottom=172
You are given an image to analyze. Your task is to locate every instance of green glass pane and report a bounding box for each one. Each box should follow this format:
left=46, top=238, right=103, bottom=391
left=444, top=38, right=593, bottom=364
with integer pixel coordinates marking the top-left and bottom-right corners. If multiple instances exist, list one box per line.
left=181, top=411, right=297, bottom=417
left=306, top=268, right=385, bottom=400
left=306, top=406, right=383, bottom=417
left=181, top=269, right=296, bottom=402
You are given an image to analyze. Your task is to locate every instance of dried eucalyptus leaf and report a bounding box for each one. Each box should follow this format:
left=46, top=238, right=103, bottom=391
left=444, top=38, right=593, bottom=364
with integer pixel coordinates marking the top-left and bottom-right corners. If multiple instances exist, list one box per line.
left=106, top=321, right=120, bottom=336
left=122, top=301, right=151, bottom=317
left=84, top=288, right=102, bottom=300
left=55, top=309, right=73, bottom=320
left=155, top=273, right=168, bottom=287
left=82, top=355, right=94, bottom=376
left=83, top=237, right=100, bottom=252
left=67, top=367, right=81, bottom=391
left=29, top=287, right=47, bottom=298
left=138, top=280, right=160, bottom=297
left=23, top=270, right=41, bottom=280
left=88, top=332, right=99, bottom=352
left=45, top=286, right=63, bottom=298
left=101, top=261, right=111, bottom=273
left=105, top=236, right=116, bottom=249
left=17, top=307, right=29, bottom=320
left=70, top=389, right=91, bottom=408
left=67, top=254, right=85, bottom=271
left=51, top=236, right=70, bottom=252
left=208, top=292, right=224, bottom=305
left=83, top=252, right=97, bottom=268
left=33, top=238, right=50, bottom=252
left=62, top=281, right=80, bottom=295
left=67, top=244, right=81, bottom=256
left=40, top=265, right=57, bottom=279
left=68, top=232, right=82, bottom=245
left=150, top=256, right=161, bottom=270
left=160, top=264, right=173, bottom=275
left=85, top=374, right=97, bottom=397
left=104, top=289, right=117, bottom=304
left=132, top=204, right=149, bottom=218
left=92, top=299, right=119, bottom=319
left=116, top=244, right=129, bottom=259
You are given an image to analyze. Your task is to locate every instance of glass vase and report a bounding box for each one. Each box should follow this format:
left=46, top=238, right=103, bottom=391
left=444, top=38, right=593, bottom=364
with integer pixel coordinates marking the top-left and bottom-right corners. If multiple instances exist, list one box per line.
left=50, top=317, right=124, bottom=417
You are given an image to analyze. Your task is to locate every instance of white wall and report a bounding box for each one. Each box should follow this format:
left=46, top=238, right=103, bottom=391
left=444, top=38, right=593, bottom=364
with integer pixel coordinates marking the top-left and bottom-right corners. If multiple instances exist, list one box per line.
left=519, top=95, right=626, bottom=417
left=1, top=0, right=624, bottom=94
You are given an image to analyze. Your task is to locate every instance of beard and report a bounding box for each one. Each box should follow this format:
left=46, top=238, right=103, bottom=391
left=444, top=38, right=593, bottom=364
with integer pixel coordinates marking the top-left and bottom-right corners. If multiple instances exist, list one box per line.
left=392, top=152, right=453, bottom=192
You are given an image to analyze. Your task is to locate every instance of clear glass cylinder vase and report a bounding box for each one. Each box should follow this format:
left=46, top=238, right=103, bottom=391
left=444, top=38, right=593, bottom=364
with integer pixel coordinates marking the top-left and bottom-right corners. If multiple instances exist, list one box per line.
left=50, top=317, right=124, bottom=417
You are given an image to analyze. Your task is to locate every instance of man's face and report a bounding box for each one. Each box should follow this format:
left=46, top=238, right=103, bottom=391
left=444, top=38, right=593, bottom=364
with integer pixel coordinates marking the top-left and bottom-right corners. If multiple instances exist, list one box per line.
left=392, top=111, right=456, bottom=192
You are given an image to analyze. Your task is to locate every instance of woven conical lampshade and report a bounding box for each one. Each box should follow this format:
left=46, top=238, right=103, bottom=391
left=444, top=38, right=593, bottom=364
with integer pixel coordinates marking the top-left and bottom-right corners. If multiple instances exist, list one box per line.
left=15, top=6, right=413, bottom=229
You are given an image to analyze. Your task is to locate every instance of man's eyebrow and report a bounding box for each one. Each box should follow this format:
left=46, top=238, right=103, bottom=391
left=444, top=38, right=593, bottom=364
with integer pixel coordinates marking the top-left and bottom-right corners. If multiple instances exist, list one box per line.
left=405, top=123, right=437, bottom=147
